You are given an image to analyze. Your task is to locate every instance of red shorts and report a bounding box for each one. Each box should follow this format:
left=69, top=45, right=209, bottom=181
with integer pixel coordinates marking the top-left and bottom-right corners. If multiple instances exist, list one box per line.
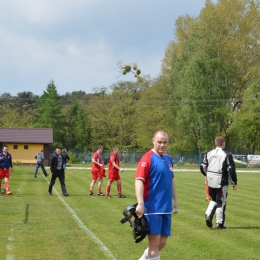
left=92, top=170, right=103, bottom=181
left=0, top=168, right=10, bottom=179
left=108, top=172, right=121, bottom=182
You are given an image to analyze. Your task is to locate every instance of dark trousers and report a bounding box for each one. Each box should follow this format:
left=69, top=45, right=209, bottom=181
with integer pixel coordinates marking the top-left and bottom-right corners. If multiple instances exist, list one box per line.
left=48, top=170, right=67, bottom=195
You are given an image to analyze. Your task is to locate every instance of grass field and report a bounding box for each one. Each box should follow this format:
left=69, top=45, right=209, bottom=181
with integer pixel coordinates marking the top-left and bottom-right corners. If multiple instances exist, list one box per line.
left=1, top=166, right=260, bottom=260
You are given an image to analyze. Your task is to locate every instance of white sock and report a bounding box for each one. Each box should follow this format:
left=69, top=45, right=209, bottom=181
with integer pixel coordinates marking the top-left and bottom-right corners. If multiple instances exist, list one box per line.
left=139, top=248, right=149, bottom=260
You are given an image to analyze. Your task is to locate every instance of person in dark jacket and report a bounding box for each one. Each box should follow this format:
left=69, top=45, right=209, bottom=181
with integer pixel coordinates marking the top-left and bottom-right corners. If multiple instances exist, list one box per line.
left=48, top=147, right=69, bottom=196
left=0, top=145, right=13, bottom=195
left=61, top=149, right=70, bottom=171
left=200, top=136, right=237, bottom=229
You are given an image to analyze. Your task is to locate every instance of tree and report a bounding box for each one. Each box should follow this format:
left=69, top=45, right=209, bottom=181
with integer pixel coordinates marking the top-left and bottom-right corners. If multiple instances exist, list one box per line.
left=166, top=0, right=260, bottom=152
left=0, top=102, right=33, bottom=127
left=228, top=79, right=260, bottom=154
left=64, top=102, right=90, bottom=151
left=31, top=80, right=64, bottom=147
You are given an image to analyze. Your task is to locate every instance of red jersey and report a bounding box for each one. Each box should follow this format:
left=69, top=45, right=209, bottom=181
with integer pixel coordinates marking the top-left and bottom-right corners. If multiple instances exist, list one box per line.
left=108, top=152, right=119, bottom=174
left=92, top=151, right=102, bottom=172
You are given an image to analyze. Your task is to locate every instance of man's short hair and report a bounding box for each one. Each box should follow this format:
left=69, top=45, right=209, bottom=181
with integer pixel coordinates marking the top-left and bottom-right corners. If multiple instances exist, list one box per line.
left=97, top=145, right=103, bottom=150
left=154, top=129, right=169, bottom=138
left=215, top=136, right=225, bottom=146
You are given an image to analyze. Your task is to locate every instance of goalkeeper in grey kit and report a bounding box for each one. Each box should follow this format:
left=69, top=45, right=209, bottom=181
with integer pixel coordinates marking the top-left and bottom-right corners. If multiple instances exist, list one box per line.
left=200, top=136, right=237, bottom=229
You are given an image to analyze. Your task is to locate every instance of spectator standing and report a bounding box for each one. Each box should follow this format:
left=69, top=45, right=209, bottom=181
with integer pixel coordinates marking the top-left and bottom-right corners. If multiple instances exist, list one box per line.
left=89, top=145, right=104, bottom=196
left=48, top=147, right=69, bottom=196
left=200, top=136, right=237, bottom=229
left=106, top=147, right=125, bottom=198
left=135, top=130, right=178, bottom=260
left=34, top=149, right=49, bottom=177
left=0, top=145, right=13, bottom=195
left=61, top=149, right=70, bottom=171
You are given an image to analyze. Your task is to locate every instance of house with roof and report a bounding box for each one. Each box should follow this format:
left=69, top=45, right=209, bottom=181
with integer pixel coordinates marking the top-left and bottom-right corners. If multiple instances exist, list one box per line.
left=0, top=128, right=53, bottom=166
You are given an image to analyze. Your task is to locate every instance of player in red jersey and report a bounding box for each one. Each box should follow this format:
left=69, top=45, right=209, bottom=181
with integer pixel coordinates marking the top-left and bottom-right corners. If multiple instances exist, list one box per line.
left=105, top=147, right=125, bottom=198
left=89, top=145, right=105, bottom=196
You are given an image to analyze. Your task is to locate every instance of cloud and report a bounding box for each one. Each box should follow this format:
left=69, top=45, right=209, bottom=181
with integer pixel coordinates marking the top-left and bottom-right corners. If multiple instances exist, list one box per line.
left=0, top=0, right=207, bottom=96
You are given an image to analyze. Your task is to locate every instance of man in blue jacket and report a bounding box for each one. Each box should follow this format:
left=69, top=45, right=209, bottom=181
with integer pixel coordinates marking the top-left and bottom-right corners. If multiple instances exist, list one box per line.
left=0, top=145, right=13, bottom=195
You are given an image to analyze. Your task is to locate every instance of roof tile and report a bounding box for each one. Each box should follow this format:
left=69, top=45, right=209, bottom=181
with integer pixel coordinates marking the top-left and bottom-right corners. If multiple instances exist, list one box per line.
left=0, top=128, right=53, bottom=144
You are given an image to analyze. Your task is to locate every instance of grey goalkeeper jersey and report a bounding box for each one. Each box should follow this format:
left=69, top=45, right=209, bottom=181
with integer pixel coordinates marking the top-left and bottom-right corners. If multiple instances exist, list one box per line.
left=200, top=147, right=237, bottom=188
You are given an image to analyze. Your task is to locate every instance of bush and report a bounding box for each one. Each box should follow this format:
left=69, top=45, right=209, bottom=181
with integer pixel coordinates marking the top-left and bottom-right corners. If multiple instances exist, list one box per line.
left=67, top=151, right=78, bottom=164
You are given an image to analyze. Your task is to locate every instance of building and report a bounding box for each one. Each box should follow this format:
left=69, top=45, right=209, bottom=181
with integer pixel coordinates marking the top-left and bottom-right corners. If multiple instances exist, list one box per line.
left=0, top=128, right=53, bottom=166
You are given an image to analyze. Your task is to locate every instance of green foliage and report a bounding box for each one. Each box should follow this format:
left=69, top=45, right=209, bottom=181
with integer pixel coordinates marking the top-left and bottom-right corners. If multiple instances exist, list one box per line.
left=0, top=102, right=34, bottom=127
left=67, top=151, right=78, bottom=163
left=167, top=0, right=260, bottom=153
left=31, top=80, right=65, bottom=148
left=118, top=61, right=144, bottom=82
left=64, top=102, right=90, bottom=151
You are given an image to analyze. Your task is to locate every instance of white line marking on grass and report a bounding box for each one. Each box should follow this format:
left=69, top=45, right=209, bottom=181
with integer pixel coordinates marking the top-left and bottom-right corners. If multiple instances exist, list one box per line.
left=44, top=175, right=116, bottom=260
left=6, top=235, right=15, bottom=260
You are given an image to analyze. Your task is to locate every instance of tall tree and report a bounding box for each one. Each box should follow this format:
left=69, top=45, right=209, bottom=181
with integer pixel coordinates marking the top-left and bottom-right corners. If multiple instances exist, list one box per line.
left=31, top=80, right=64, bottom=147
left=167, top=0, right=260, bottom=153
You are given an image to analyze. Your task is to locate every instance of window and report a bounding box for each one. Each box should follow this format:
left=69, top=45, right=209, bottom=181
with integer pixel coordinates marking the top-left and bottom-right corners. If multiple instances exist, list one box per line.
left=13, top=145, right=18, bottom=149
left=24, top=145, right=29, bottom=150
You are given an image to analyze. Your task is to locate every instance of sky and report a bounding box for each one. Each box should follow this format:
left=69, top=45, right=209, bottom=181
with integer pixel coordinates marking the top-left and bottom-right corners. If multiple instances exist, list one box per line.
left=0, top=0, right=209, bottom=97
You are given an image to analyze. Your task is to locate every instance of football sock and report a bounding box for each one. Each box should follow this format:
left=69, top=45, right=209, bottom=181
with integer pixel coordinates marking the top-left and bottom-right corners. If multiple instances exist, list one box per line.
left=117, top=184, right=122, bottom=196
left=148, top=256, right=160, bottom=260
left=5, top=181, right=9, bottom=192
left=106, top=184, right=111, bottom=197
left=98, top=188, right=101, bottom=194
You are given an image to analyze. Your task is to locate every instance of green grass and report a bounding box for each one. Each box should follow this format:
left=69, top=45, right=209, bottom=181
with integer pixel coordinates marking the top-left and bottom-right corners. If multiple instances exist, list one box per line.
left=1, top=166, right=260, bottom=260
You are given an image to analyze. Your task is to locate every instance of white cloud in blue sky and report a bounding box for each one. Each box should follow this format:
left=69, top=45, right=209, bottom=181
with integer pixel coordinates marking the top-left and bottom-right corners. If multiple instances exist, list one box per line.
left=0, top=0, right=208, bottom=96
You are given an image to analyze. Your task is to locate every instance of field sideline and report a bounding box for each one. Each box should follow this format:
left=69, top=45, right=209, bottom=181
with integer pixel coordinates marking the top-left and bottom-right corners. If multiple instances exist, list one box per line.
left=1, top=166, right=260, bottom=260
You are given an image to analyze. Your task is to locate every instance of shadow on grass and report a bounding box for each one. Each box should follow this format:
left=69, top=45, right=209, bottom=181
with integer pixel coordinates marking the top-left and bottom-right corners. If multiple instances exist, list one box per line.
left=24, top=204, right=29, bottom=224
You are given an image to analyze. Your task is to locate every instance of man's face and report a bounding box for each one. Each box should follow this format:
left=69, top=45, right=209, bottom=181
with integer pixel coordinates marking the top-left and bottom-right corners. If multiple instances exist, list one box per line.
left=56, top=148, right=61, bottom=155
left=114, top=148, right=119, bottom=154
left=3, top=147, right=8, bottom=154
left=153, top=133, right=169, bottom=155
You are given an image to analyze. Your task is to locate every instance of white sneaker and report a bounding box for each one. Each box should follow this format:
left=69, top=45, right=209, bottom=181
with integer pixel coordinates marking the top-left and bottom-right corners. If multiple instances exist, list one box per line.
left=139, top=248, right=148, bottom=260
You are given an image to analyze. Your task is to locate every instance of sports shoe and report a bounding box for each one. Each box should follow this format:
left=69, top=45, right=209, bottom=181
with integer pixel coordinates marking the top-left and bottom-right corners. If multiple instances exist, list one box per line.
left=205, top=215, right=212, bottom=228
left=63, top=193, right=69, bottom=196
left=216, top=224, right=229, bottom=230
left=98, top=193, right=104, bottom=196
left=118, top=195, right=126, bottom=198
left=107, top=195, right=111, bottom=198
left=6, top=191, right=12, bottom=195
left=48, top=191, right=53, bottom=196
left=89, top=192, right=94, bottom=196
